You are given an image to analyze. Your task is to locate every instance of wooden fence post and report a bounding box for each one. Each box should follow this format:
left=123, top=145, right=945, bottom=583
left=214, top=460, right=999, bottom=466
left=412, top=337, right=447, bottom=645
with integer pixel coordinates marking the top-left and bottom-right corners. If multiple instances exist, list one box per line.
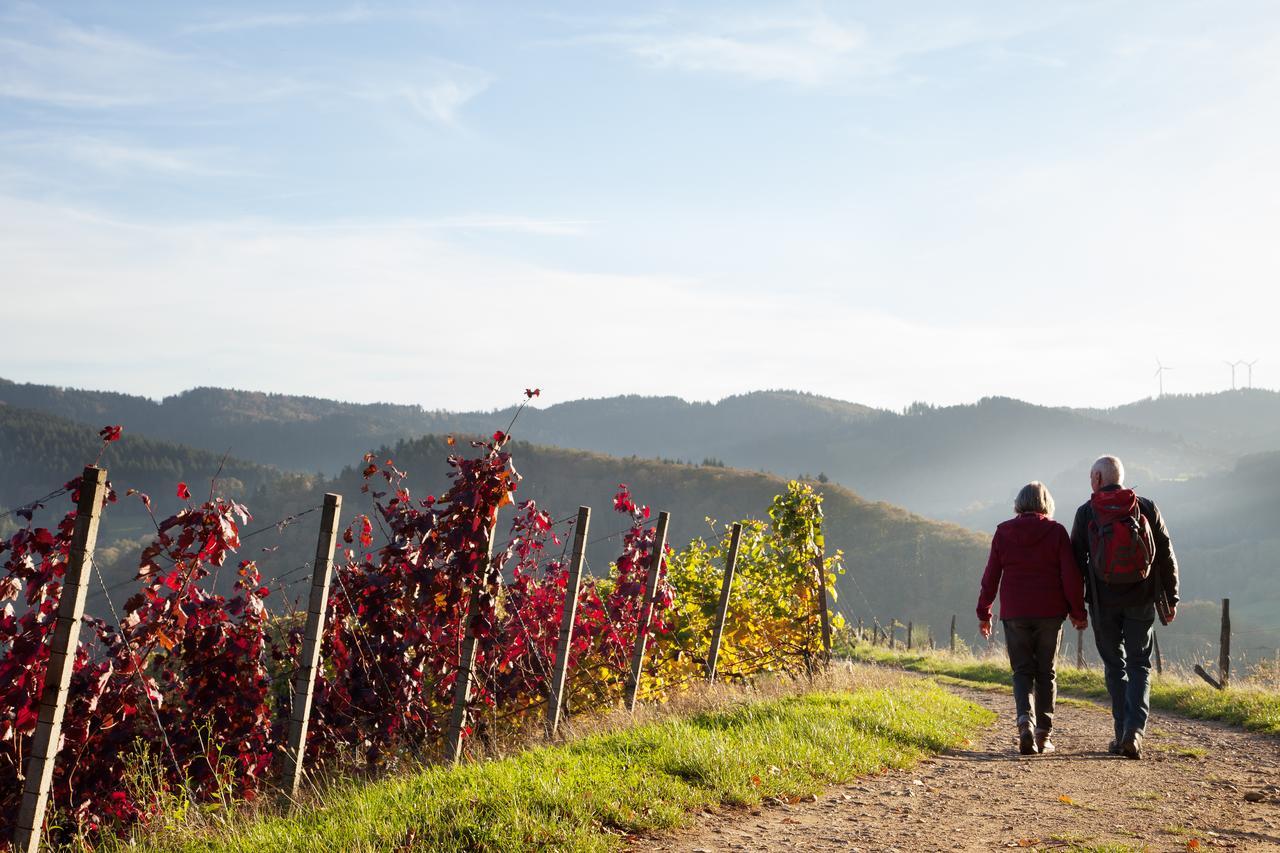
left=444, top=522, right=497, bottom=764
left=1153, top=631, right=1163, bottom=676
left=1076, top=629, right=1085, bottom=668
left=624, top=511, right=670, bottom=712
left=950, top=615, right=956, bottom=653
left=889, top=621, right=897, bottom=651
left=814, top=541, right=832, bottom=665
left=14, top=466, right=108, bottom=853
left=706, top=522, right=743, bottom=682
left=873, top=619, right=881, bottom=645
left=906, top=621, right=913, bottom=651
left=545, top=506, right=591, bottom=737
left=1220, top=598, right=1231, bottom=688
left=857, top=617, right=864, bottom=643
left=282, top=492, right=341, bottom=799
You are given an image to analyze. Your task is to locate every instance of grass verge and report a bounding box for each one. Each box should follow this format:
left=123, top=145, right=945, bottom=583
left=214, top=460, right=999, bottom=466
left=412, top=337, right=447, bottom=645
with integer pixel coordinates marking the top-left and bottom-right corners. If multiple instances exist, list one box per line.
left=116, top=679, right=990, bottom=852
left=849, top=644, right=1280, bottom=735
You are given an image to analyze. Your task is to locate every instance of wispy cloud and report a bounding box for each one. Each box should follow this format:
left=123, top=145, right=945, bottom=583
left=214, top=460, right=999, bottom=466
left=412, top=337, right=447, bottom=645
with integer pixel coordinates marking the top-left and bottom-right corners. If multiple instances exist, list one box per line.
left=583, top=13, right=868, bottom=85
left=179, top=6, right=376, bottom=35
left=576, top=7, right=1058, bottom=86
left=178, top=4, right=448, bottom=36
left=348, top=63, right=492, bottom=126
left=399, top=78, right=490, bottom=126
left=0, top=134, right=246, bottom=177
left=0, top=6, right=481, bottom=126
left=0, top=13, right=299, bottom=108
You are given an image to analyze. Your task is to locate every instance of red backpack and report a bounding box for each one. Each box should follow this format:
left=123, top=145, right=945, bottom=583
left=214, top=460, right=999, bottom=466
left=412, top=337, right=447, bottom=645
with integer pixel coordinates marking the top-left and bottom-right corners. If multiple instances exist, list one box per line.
left=1087, top=489, right=1155, bottom=586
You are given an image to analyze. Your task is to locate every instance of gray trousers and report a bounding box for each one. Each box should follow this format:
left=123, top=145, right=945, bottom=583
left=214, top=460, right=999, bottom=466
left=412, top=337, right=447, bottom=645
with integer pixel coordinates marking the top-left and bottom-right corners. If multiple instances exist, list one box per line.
left=1002, top=617, right=1065, bottom=732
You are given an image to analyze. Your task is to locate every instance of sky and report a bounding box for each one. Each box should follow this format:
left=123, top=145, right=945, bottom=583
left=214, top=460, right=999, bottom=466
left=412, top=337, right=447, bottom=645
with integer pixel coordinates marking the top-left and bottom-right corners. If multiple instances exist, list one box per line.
left=2, top=1, right=1278, bottom=412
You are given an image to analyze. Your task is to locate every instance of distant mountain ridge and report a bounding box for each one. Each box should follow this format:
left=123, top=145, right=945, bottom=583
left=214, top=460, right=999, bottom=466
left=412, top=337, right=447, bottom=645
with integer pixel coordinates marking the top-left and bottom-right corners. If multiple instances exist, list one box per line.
left=1079, top=389, right=1280, bottom=454
left=1, top=378, right=1255, bottom=530
left=0, top=402, right=279, bottom=512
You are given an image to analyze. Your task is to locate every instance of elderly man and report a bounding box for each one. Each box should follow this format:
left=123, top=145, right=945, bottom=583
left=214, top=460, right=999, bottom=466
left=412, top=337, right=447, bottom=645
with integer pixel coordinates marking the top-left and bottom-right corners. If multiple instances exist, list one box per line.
left=1071, top=455, right=1180, bottom=760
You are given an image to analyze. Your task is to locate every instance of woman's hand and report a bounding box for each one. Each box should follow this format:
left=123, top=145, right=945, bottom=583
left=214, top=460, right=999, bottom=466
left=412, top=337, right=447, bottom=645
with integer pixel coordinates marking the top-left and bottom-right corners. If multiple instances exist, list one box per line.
left=979, top=620, right=992, bottom=639
left=1070, top=615, right=1088, bottom=630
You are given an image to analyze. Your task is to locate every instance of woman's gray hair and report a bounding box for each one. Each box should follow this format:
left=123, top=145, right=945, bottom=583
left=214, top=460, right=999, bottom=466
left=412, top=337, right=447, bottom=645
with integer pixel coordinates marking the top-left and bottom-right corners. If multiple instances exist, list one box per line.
left=1013, top=481, right=1055, bottom=517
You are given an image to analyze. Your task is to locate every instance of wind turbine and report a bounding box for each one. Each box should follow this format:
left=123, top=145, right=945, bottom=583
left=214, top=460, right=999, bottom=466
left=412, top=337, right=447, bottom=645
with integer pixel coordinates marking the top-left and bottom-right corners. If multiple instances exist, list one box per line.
left=1243, top=359, right=1260, bottom=389
left=1153, top=358, right=1173, bottom=397
left=1225, top=360, right=1239, bottom=391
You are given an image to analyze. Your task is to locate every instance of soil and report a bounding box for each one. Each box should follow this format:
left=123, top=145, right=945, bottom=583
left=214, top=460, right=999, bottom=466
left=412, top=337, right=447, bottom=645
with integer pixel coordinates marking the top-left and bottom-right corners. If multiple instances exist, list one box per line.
left=644, top=677, right=1280, bottom=852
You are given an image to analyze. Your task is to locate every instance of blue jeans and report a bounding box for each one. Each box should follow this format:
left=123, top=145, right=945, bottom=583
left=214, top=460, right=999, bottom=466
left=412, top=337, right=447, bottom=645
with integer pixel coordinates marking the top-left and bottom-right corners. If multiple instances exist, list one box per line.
left=1090, top=602, right=1156, bottom=740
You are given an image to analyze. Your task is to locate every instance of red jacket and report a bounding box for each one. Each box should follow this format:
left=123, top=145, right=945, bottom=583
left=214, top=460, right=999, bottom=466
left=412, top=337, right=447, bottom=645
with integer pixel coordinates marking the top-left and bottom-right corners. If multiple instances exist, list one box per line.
left=976, top=513, right=1086, bottom=623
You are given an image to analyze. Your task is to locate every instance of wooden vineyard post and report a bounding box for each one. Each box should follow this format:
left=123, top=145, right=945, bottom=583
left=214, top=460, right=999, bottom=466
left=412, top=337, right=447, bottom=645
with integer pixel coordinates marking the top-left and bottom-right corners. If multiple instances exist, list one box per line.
left=1077, top=629, right=1085, bottom=668
left=1153, top=631, right=1163, bottom=676
left=624, top=511, right=670, bottom=712
left=907, top=621, right=914, bottom=651
left=282, top=492, right=342, bottom=799
left=814, top=540, right=832, bottom=665
left=889, top=621, right=897, bottom=651
left=857, top=617, right=864, bottom=643
left=873, top=619, right=881, bottom=645
left=1220, top=598, right=1231, bottom=688
left=706, top=522, right=743, bottom=682
left=928, top=629, right=934, bottom=651
left=950, top=615, right=957, bottom=653
left=444, top=522, right=497, bottom=764
left=14, top=466, right=108, bottom=853
left=545, top=506, right=591, bottom=737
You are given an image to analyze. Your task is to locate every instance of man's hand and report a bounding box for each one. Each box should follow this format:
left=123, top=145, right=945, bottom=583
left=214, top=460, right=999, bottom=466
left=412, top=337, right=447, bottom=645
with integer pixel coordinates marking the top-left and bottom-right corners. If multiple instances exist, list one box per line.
left=1070, top=615, right=1088, bottom=631
left=1165, top=605, right=1177, bottom=624
left=979, top=620, right=992, bottom=639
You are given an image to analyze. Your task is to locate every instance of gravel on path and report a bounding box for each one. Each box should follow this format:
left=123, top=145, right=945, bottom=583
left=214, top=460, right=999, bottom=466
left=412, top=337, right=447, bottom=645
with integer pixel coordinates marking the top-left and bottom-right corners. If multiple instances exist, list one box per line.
left=644, top=679, right=1280, bottom=852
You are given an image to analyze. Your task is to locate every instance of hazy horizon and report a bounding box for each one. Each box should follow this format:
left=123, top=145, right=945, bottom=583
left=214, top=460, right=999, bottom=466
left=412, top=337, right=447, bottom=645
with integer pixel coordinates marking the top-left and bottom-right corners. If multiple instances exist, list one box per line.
left=2, top=371, right=1275, bottom=415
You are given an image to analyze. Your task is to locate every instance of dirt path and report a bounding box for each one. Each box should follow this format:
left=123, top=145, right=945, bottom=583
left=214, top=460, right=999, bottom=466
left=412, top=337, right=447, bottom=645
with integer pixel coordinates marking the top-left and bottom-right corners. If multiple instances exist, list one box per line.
left=646, top=679, right=1280, bottom=852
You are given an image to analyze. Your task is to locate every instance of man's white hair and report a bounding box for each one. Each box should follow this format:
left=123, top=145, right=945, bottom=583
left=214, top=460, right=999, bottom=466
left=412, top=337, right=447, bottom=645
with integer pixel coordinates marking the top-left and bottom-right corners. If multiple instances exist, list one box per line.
left=1091, top=455, right=1125, bottom=486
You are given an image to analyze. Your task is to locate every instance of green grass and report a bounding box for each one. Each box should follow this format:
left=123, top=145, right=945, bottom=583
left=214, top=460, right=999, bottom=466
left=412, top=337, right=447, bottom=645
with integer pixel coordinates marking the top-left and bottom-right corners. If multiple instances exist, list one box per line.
left=121, top=684, right=990, bottom=852
left=849, top=644, right=1280, bottom=735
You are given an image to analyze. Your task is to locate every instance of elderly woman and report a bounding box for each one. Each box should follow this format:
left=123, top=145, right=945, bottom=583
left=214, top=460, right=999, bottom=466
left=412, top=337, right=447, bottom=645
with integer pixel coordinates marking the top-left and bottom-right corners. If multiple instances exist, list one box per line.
left=976, top=481, right=1087, bottom=755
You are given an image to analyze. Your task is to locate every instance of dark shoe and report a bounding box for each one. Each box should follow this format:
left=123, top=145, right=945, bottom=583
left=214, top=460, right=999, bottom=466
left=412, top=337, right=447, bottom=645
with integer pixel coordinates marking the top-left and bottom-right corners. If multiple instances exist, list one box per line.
left=1120, top=729, right=1143, bottom=760
left=1018, top=723, right=1036, bottom=756
left=1035, top=729, right=1054, bottom=754
left=1107, top=739, right=1122, bottom=755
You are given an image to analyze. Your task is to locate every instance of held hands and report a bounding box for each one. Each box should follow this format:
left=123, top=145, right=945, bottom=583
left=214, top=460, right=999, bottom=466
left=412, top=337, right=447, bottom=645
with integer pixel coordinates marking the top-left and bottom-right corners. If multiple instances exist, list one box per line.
left=979, top=620, right=992, bottom=639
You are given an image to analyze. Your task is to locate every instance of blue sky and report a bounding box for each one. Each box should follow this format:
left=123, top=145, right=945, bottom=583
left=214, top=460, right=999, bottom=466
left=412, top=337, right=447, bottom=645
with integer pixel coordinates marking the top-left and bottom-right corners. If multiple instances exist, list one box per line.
left=2, top=1, right=1277, bottom=410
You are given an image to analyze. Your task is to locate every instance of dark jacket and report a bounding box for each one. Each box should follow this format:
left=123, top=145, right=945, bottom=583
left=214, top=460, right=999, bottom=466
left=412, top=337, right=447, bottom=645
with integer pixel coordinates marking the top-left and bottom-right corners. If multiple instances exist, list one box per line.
left=1070, top=484, right=1180, bottom=610
left=977, top=513, right=1087, bottom=623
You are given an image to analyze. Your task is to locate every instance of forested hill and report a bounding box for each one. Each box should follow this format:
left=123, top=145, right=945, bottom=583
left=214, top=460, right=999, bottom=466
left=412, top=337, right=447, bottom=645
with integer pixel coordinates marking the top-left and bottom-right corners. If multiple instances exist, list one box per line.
left=0, top=378, right=1243, bottom=528
left=0, top=403, right=281, bottom=513
left=242, top=434, right=993, bottom=644
left=0, top=379, right=446, bottom=475
left=1079, top=389, right=1280, bottom=454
